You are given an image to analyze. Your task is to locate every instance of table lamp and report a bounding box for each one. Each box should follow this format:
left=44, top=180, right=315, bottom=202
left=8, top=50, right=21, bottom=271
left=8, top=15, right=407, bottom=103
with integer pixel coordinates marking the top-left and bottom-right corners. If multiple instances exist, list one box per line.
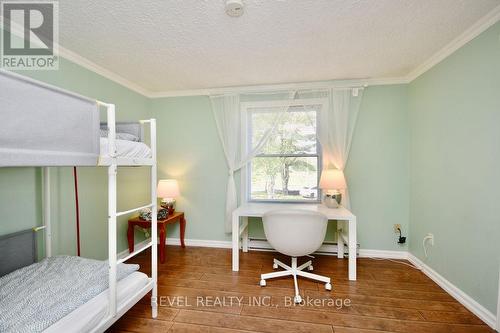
left=319, top=169, right=346, bottom=208
left=157, top=179, right=180, bottom=215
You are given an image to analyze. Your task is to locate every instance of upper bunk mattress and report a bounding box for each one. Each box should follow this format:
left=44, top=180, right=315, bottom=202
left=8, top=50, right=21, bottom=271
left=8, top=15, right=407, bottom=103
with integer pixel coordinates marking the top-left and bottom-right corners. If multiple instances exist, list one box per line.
left=100, top=138, right=152, bottom=159
left=0, top=256, right=139, bottom=333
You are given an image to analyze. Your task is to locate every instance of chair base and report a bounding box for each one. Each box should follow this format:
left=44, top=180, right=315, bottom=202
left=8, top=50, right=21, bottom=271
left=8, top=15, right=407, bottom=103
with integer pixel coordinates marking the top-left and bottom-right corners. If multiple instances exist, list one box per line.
left=260, top=257, right=332, bottom=303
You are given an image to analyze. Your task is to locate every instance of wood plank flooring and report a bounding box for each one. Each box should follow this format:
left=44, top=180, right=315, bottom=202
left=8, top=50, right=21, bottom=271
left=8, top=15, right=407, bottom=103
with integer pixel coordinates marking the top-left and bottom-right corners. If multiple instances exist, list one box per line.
left=108, top=246, right=494, bottom=333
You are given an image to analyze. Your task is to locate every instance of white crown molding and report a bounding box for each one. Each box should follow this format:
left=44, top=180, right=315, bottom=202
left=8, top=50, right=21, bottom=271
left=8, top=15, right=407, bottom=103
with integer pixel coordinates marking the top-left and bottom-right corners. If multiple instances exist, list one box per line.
left=1, top=18, right=151, bottom=97
left=58, top=47, right=151, bottom=97
left=408, top=254, right=497, bottom=329
left=405, top=4, right=500, bottom=82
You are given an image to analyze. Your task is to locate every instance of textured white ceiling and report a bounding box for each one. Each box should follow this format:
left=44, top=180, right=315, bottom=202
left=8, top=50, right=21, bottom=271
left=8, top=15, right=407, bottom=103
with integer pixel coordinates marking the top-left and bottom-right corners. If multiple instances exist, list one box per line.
left=58, top=0, right=499, bottom=92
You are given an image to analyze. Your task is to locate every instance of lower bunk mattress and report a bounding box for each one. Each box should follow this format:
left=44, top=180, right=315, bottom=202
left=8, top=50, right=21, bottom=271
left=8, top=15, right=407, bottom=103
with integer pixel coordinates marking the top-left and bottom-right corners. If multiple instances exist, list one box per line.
left=0, top=255, right=148, bottom=333
left=45, top=271, right=149, bottom=333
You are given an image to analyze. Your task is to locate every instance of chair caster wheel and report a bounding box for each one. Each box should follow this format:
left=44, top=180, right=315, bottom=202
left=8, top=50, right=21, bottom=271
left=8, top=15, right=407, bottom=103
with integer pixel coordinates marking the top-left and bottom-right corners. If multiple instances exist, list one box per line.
left=325, top=283, right=332, bottom=291
left=260, top=279, right=266, bottom=287
left=273, top=263, right=278, bottom=269
left=294, top=295, right=302, bottom=304
left=308, top=265, right=314, bottom=271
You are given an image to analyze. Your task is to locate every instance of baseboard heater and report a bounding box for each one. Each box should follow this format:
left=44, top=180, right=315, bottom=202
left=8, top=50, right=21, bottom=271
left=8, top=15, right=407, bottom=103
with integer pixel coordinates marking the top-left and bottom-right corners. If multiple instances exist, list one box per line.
left=248, top=238, right=360, bottom=256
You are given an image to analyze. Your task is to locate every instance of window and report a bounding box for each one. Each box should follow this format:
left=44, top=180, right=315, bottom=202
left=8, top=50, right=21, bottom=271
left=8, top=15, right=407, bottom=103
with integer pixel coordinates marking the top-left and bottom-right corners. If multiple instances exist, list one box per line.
left=245, top=101, right=323, bottom=202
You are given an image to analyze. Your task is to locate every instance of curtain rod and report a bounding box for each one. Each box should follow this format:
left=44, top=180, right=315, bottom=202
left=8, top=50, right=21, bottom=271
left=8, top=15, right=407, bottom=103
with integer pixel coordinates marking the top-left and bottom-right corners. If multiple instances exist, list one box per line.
left=151, top=77, right=408, bottom=98
left=208, top=84, right=367, bottom=97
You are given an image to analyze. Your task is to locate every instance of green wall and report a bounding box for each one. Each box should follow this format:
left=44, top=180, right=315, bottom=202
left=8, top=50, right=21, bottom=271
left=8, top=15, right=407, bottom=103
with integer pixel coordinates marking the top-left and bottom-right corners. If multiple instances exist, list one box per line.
left=150, top=96, right=229, bottom=242
left=349, top=85, right=409, bottom=250
left=2, top=19, right=498, bottom=320
left=408, top=22, right=500, bottom=313
left=0, top=57, right=150, bottom=259
left=151, top=85, right=410, bottom=251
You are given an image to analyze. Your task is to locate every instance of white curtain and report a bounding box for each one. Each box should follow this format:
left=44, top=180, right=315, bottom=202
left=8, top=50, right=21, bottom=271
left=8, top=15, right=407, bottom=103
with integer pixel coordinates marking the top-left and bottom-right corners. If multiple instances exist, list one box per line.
left=210, top=93, right=291, bottom=233
left=317, top=88, right=363, bottom=208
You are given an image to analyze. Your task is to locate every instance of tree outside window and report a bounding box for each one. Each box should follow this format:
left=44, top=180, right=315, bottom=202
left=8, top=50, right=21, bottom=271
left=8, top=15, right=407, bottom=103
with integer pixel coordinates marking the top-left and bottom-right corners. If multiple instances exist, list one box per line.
left=249, top=104, right=321, bottom=202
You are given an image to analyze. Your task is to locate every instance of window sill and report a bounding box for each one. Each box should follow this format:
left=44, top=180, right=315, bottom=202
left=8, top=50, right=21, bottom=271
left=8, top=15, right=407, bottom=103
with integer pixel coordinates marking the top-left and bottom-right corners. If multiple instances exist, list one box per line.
left=247, top=199, right=322, bottom=204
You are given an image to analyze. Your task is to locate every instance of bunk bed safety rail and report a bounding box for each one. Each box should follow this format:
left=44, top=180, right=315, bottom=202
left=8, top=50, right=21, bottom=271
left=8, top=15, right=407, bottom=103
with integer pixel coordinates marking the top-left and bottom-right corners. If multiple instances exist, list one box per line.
left=0, top=70, right=100, bottom=167
left=96, top=100, right=118, bottom=160
left=107, top=104, right=117, bottom=158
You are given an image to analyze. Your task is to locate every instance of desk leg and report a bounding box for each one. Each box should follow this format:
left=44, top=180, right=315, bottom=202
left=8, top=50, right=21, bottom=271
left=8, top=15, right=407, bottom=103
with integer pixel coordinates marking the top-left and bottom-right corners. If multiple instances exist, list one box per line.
left=232, top=213, right=240, bottom=271
left=180, top=216, right=186, bottom=248
left=337, top=220, right=344, bottom=259
left=127, top=224, right=134, bottom=253
left=242, top=217, right=249, bottom=253
left=348, top=217, right=357, bottom=281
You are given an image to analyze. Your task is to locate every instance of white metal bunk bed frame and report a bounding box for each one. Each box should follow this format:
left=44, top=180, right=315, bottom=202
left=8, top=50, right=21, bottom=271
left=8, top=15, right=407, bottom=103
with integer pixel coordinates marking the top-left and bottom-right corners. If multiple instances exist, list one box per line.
left=34, top=106, right=158, bottom=332
left=1, top=69, right=158, bottom=331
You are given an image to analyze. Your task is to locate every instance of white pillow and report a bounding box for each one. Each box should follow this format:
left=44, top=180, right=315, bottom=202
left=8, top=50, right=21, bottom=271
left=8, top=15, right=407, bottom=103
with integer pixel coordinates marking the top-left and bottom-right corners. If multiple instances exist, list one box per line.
left=100, top=129, right=139, bottom=142
left=116, top=132, right=139, bottom=142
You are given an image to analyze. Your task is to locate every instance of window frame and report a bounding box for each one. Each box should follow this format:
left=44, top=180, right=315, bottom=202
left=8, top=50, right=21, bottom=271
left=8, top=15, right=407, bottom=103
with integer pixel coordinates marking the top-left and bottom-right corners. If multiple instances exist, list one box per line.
left=240, top=98, right=327, bottom=204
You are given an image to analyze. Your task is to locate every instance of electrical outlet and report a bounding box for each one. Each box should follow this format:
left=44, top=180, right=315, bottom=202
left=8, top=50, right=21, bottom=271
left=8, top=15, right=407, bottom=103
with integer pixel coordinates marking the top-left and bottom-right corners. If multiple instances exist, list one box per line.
left=426, top=233, right=434, bottom=246
left=394, top=224, right=401, bottom=233
left=423, top=233, right=434, bottom=258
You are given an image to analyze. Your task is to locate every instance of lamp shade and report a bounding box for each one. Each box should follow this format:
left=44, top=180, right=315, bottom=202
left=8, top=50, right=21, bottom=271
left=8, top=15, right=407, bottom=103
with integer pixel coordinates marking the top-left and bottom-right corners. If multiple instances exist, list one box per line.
left=157, top=179, right=180, bottom=198
left=319, top=169, right=346, bottom=190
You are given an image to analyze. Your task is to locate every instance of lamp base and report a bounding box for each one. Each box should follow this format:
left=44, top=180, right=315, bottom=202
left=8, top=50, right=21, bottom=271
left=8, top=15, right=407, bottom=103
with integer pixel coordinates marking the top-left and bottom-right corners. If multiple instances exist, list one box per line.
left=160, top=198, right=176, bottom=215
left=323, top=192, right=342, bottom=208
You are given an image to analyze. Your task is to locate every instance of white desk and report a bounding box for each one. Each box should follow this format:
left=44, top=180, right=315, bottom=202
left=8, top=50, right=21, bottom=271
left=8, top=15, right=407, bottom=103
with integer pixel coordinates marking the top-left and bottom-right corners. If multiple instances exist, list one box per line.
left=232, top=203, right=357, bottom=281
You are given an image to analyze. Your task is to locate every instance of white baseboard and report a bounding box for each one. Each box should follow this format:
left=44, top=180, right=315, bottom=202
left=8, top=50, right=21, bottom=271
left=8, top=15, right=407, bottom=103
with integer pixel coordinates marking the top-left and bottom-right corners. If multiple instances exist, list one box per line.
left=249, top=239, right=408, bottom=259
left=358, top=249, right=409, bottom=260
left=249, top=239, right=339, bottom=255
left=117, top=238, right=152, bottom=260
left=165, top=237, right=233, bottom=249
left=408, top=254, right=497, bottom=330
left=120, top=238, right=406, bottom=259
left=497, top=269, right=500, bottom=331
left=117, top=237, right=232, bottom=259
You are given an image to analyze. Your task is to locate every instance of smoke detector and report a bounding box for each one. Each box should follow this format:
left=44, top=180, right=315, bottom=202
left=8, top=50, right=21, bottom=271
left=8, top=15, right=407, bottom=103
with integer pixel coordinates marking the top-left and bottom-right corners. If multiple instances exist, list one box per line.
left=226, top=0, right=244, bottom=17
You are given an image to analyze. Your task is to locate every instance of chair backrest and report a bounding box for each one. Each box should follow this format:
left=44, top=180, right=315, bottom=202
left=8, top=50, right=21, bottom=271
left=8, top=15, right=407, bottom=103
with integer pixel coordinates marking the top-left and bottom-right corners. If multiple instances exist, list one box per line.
left=262, top=209, right=328, bottom=257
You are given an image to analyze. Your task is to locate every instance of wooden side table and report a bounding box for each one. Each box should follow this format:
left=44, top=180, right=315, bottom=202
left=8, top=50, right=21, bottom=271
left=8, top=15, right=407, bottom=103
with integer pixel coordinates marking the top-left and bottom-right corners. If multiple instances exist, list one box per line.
left=127, top=211, right=186, bottom=263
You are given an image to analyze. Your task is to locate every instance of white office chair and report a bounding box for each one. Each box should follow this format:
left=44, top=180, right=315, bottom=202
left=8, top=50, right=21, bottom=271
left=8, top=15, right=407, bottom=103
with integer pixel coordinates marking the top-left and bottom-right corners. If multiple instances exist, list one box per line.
left=259, top=209, right=332, bottom=304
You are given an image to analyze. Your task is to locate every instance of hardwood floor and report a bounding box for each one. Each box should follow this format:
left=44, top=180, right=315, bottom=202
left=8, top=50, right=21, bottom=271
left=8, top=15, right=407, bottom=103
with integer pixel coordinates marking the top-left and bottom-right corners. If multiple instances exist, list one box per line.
left=108, top=246, right=494, bottom=333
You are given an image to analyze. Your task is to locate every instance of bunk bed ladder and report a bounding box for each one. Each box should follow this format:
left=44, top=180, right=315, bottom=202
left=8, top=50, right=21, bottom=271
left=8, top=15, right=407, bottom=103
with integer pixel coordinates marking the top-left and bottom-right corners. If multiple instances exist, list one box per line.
left=43, top=167, right=52, bottom=258
left=150, top=118, right=158, bottom=318
left=107, top=104, right=118, bottom=317
left=105, top=103, right=158, bottom=319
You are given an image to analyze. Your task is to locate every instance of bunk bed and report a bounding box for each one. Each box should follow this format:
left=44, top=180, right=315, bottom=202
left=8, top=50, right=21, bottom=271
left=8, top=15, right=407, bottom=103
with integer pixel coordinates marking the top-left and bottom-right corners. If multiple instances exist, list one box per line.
left=0, top=69, right=158, bottom=333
